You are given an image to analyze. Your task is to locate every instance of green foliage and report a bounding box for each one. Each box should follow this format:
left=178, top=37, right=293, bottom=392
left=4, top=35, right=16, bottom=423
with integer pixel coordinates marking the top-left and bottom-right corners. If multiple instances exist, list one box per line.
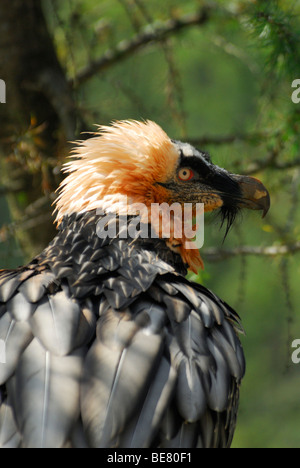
left=244, top=0, right=300, bottom=79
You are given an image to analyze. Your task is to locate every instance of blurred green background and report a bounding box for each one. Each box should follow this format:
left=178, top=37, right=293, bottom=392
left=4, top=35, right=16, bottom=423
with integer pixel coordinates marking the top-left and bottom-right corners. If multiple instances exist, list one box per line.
left=1, top=0, right=300, bottom=448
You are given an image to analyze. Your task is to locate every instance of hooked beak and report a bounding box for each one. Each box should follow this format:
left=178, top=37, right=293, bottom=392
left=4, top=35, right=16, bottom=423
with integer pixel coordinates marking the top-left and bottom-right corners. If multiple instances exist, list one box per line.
left=232, top=175, right=270, bottom=218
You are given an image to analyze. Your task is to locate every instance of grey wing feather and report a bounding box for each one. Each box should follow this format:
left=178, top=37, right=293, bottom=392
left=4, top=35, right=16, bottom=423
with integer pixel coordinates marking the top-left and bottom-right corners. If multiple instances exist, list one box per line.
left=14, top=338, right=84, bottom=448
left=0, top=312, right=32, bottom=385
left=29, top=291, right=87, bottom=356
left=18, top=272, right=56, bottom=303
left=0, top=398, right=22, bottom=448
left=7, top=291, right=37, bottom=322
left=168, top=310, right=211, bottom=422
left=0, top=271, right=34, bottom=303
left=81, top=308, right=164, bottom=447
left=206, top=337, right=231, bottom=412
left=118, top=355, right=177, bottom=448
left=160, top=421, right=199, bottom=448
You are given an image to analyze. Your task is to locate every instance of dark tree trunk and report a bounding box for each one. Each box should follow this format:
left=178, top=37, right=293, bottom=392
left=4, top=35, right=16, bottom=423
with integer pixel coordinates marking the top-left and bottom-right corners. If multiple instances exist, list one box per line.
left=0, top=0, right=78, bottom=261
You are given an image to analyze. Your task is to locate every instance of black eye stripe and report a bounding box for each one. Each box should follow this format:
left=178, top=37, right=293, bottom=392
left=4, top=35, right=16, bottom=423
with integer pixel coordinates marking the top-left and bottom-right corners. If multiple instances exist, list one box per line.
left=179, top=155, right=212, bottom=177
left=174, top=142, right=240, bottom=194
left=178, top=155, right=241, bottom=195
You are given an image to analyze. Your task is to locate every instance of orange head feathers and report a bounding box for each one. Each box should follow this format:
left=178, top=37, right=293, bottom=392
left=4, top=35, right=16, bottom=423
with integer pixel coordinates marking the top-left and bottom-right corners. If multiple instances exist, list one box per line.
left=55, top=120, right=178, bottom=221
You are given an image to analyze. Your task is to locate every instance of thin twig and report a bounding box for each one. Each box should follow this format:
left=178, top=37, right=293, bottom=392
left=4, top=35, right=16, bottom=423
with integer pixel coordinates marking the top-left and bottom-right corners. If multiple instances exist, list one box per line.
left=203, top=242, right=300, bottom=262
left=188, top=130, right=300, bottom=175
left=117, top=0, right=142, bottom=33
left=0, top=183, right=26, bottom=196
left=186, top=129, right=281, bottom=147
left=71, top=7, right=214, bottom=87
left=0, top=194, right=56, bottom=244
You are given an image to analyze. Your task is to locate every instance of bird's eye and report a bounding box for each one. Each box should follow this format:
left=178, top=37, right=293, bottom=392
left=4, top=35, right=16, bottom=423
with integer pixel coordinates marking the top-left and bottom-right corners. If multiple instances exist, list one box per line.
left=178, top=167, right=194, bottom=181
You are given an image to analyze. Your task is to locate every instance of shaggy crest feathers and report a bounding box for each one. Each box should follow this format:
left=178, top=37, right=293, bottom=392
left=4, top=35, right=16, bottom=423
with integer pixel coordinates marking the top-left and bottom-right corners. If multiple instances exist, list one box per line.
left=55, top=120, right=179, bottom=222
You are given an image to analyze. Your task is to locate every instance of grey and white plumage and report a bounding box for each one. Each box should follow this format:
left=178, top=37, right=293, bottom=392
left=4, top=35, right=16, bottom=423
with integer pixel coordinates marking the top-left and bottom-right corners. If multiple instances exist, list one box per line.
left=0, top=120, right=270, bottom=448
left=0, top=211, right=244, bottom=448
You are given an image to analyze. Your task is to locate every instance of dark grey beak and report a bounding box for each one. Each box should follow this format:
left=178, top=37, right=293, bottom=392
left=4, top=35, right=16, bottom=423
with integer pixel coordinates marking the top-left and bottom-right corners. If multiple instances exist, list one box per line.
left=232, top=175, right=270, bottom=218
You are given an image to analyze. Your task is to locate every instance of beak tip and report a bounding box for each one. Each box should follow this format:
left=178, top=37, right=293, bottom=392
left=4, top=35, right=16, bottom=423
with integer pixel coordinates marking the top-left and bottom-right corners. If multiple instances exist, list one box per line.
left=235, top=175, right=270, bottom=217
left=260, top=193, right=271, bottom=219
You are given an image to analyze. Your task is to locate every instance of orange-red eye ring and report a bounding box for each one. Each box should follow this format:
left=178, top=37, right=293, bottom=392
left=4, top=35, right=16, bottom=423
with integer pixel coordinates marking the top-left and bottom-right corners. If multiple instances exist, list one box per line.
left=178, top=167, right=194, bottom=181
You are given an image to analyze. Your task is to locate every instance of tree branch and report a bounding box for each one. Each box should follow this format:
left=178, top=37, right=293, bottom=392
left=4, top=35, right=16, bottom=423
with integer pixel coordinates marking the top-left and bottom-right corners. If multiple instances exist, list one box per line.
left=240, top=154, right=300, bottom=176
left=0, top=182, right=26, bottom=196
left=187, top=129, right=280, bottom=147
left=0, top=194, right=56, bottom=244
left=71, top=6, right=215, bottom=87
left=188, top=130, right=300, bottom=175
left=203, top=242, right=300, bottom=262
